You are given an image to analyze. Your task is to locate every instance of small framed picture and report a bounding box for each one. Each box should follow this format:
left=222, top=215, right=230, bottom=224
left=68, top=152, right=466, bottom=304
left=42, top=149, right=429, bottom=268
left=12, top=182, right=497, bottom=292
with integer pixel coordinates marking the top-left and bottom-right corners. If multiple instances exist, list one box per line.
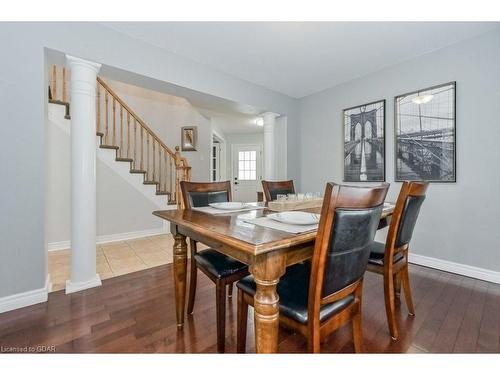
left=394, top=82, right=456, bottom=182
left=343, top=100, right=386, bottom=182
left=181, top=126, right=197, bottom=151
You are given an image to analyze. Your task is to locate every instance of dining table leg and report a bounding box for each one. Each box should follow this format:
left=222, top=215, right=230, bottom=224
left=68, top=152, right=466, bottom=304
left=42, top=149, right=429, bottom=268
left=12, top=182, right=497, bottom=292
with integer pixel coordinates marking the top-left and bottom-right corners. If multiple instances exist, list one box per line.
left=172, top=228, right=188, bottom=330
left=250, top=251, right=286, bottom=353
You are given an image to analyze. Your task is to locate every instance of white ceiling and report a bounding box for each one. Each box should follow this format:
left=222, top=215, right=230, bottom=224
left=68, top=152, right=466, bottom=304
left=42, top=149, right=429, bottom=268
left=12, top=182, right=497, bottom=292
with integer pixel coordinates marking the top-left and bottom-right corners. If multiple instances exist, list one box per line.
left=198, top=109, right=264, bottom=135
left=103, top=22, right=499, bottom=98
left=99, top=59, right=265, bottom=133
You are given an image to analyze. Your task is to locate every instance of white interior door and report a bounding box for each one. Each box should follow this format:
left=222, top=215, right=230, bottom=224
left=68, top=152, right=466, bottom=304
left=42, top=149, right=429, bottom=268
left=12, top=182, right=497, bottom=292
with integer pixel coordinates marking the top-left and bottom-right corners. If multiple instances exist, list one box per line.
left=232, top=144, right=262, bottom=202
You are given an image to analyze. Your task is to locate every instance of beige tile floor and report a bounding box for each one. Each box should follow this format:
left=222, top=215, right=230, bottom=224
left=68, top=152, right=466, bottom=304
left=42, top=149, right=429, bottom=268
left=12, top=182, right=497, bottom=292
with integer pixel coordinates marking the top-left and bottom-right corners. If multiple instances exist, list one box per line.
left=48, top=234, right=193, bottom=292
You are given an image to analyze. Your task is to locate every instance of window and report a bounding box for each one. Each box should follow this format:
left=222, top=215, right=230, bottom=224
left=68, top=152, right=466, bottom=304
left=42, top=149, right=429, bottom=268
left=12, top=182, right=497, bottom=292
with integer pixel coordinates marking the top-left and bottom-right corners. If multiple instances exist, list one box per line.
left=238, top=150, right=257, bottom=180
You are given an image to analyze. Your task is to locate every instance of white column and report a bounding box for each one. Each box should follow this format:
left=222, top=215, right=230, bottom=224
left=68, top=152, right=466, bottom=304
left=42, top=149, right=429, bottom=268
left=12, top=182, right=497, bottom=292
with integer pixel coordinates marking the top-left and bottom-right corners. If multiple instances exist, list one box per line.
left=65, top=55, right=102, bottom=294
left=263, top=112, right=278, bottom=180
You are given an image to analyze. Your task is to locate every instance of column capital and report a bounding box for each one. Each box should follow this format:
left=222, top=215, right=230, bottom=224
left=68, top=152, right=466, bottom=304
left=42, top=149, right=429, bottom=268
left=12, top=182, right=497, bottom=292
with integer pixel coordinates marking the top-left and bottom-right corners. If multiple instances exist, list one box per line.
left=261, top=112, right=280, bottom=120
left=65, top=55, right=101, bottom=73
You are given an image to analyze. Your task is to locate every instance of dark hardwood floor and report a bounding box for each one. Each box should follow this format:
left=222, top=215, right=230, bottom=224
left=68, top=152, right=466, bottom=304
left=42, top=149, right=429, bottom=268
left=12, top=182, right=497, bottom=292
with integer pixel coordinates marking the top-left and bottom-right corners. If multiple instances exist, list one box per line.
left=0, top=263, right=499, bottom=353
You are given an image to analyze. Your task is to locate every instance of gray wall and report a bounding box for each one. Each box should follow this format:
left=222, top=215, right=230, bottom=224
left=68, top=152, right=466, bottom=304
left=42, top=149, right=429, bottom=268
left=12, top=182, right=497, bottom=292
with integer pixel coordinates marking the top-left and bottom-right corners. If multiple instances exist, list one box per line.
left=0, top=22, right=299, bottom=299
left=299, top=28, right=500, bottom=273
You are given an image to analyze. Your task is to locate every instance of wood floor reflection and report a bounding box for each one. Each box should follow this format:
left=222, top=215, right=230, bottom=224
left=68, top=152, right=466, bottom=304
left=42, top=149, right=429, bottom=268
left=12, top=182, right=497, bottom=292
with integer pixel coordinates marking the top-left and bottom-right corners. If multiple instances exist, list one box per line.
left=0, top=263, right=498, bottom=353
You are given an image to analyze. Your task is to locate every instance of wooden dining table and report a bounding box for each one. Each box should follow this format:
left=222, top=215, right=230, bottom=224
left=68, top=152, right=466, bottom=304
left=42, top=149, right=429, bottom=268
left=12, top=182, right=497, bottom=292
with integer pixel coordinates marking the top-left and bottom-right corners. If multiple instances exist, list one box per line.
left=153, top=203, right=394, bottom=353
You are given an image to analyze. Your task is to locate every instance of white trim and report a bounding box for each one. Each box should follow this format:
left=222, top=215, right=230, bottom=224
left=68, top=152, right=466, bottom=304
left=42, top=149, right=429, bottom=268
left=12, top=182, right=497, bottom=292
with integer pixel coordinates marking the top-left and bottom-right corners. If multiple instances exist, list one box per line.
left=66, top=55, right=102, bottom=72
left=65, top=274, right=102, bottom=294
left=211, top=131, right=227, bottom=182
left=409, top=253, right=500, bottom=285
left=48, top=240, right=74, bottom=252
left=0, top=275, right=51, bottom=314
left=212, top=129, right=226, bottom=143
left=96, top=227, right=168, bottom=244
left=211, top=138, right=227, bottom=182
left=47, top=226, right=169, bottom=252
left=47, top=274, right=53, bottom=293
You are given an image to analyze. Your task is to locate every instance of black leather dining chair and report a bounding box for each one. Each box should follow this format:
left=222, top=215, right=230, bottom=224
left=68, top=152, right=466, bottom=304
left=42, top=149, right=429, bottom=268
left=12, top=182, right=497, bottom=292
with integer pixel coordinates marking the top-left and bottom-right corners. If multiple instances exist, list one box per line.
left=180, top=181, right=249, bottom=353
left=367, top=181, right=428, bottom=340
left=236, top=182, right=389, bottom=353
left=261, top=180, right=295, bottom=202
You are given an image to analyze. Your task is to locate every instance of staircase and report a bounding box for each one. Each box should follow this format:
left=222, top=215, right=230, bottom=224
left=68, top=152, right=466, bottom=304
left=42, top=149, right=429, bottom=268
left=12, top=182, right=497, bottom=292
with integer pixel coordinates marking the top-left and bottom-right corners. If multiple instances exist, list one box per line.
left=48, top=65, right=191, bottom=207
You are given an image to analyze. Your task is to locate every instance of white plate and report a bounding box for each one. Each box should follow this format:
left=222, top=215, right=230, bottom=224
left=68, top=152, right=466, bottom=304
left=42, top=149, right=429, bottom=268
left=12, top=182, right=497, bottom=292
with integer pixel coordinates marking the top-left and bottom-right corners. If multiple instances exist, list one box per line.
left=209, top=202, right=247, bottom=210
left=267, top=211, right=320, bottom=225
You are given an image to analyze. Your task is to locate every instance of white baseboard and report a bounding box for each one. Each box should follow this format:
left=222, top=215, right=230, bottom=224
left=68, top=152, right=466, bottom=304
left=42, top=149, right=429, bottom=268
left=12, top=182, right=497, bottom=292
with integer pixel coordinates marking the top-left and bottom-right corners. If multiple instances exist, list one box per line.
left=96, top=227, right=168, bottom=245
left=409, top=253, right=500, bottom=285
left=48, top=227, right=168, bottom=252
left=47, top=240, right=73, bottom=252
left=65, top=274, right=102, bottom=294
left=0, top=275, right=51, bottom=314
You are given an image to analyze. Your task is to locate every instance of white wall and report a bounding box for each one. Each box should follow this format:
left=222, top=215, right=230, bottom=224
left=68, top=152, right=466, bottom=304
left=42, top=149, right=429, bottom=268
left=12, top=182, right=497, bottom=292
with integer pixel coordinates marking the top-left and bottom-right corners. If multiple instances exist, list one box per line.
left=105, top=79, right=212, bottom=181
left=299, top=28, right=500, bottom=274
left=0, top=22, right=299, bottom=301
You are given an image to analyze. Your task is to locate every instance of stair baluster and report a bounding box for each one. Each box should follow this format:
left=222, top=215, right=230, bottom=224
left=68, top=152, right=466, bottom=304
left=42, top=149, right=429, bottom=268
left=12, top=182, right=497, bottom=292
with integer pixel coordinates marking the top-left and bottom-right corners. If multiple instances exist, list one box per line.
left=49, top=67, right=190, bottom=207
left=134, top=119, right=137, bottom=169
left=146, top=133, right=150, bottom=180
left=159, top=148, right=163, bottom=194
left=96, top=86, right=100, bottom=134
left=112, top=97, right=116, bottom=146
left=119, top=105, right=123, bottom=157
left=152, top=139, right=156, bottom=182
left=51, top=65, right=57, bottom=100
left=62, top=67, right=67, bottom=103
left=127, top=112, right=131, bottom=159
left=105, top=91, right=109, bottom=143
left=169, top=156, right=173, bottom=201
left=140, top=127, right=144, bottom=171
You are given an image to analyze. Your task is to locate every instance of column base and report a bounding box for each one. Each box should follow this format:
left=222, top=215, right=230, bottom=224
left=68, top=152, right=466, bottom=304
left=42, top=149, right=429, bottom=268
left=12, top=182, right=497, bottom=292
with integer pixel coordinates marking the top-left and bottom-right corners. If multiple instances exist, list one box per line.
left=65, top=274, right=102, bottom=294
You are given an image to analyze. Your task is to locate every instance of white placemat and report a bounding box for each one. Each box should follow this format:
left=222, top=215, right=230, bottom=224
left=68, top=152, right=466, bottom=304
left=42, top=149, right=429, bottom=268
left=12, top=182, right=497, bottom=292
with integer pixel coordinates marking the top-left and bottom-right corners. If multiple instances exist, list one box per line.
left=192, top=204, right=265, bottom=215
left=243, top=216, right=318, bottom=234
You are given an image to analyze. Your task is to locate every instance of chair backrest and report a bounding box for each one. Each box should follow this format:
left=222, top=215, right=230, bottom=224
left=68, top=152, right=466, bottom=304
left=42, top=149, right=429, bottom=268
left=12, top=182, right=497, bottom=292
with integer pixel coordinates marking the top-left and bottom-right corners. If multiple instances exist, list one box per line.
left=387, top=181, right=429, bottom=251
left=261, top=180, right=295, bottom=202
left=308, top=183, right=389, bottom=307
left=180, top=181, right=232, bottom=209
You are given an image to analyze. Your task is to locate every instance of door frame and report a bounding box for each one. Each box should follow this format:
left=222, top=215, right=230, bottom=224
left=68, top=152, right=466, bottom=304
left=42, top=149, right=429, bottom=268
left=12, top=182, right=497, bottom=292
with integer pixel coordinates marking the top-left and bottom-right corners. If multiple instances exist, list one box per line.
left=211, top=131, right=226, bottom=182
left=230, top=143, right=263, bottom=198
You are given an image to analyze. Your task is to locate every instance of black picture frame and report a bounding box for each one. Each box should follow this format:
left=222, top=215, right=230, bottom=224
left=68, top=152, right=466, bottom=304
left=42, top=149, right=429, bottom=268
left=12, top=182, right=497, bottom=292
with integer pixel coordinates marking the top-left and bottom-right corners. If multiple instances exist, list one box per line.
left=394, top=81, right=456, bottom=182
left=343, top=99, right=386, bottom=182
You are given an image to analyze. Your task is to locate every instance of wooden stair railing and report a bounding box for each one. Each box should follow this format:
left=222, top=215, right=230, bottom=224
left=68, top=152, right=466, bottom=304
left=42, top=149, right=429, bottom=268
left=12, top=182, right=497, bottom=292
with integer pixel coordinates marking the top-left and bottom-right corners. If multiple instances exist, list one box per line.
left=48, top=65, right=71, bottom=119
left=49, top=65, right=191, bottom=207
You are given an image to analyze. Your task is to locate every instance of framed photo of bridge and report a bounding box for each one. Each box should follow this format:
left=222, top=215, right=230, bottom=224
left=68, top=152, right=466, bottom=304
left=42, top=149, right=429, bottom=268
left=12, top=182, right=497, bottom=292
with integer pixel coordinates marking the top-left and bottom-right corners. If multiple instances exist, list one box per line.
left=343, top=99, right=386, bottom=182
left=395, top=82, right=456, bottom=182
